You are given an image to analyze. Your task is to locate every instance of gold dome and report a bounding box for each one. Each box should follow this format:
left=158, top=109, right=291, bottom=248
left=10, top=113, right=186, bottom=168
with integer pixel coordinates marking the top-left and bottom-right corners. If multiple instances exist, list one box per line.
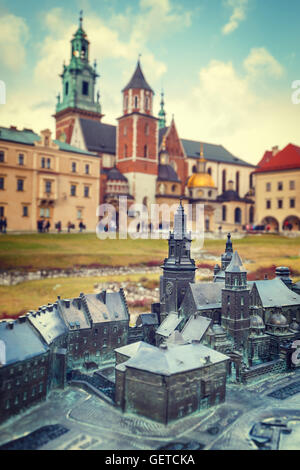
left=187, top=172, right=215, bottom=188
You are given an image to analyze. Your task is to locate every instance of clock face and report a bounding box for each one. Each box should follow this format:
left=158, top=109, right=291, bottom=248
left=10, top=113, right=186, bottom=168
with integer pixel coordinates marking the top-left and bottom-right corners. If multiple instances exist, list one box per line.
left=73, top=50, right=80, bottom=58
left=166, top=282, right=173, bottom=296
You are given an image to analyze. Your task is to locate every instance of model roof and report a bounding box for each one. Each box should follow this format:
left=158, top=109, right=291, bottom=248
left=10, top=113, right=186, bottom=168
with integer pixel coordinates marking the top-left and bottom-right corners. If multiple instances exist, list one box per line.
left=29, top=304, right=68, bottom=345
left=189, top=282, right=224, bottom=310
left=156, top=313, right=184, bottom=337
left=0, top=319, right=48, bottom=366
left=225, top=251, right=246, bottom=273
left=123, top=342, right=229, bottom=376
left=251, top=278, right=300, bottom=308
left=181, top=315, right=212, bottom=343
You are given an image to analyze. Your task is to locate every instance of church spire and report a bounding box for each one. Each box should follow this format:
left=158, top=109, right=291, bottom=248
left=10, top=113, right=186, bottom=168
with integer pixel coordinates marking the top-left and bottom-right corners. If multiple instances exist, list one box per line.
left=158, top=90, right=166, bottom=129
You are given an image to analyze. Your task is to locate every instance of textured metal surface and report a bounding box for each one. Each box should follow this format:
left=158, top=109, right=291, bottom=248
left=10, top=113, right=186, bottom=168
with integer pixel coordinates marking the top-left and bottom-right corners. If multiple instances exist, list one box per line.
left=29, top=305, right=68, bottom=345
left=124, top=341, right=229, bottom=376
left=181, top=315, right=212, bottom=342
left=0, top=319, right=48, bottom=365
left=252, top=278, right=300, bottom=307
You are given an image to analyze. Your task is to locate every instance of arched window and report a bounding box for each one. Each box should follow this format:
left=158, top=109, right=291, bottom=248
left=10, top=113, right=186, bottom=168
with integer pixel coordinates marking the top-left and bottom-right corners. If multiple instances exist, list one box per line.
left=222, top=205, right=227, bottom=222
left=124, top=95, right=128, bottom=110
left=171, top=184, right=177, bottom=193
left=222, top=169, right=226, bottom=192
left=124, top=144, right=128, bottom=158
left=145, top=96, right=149, bottom=110
left=144, top=145, right=148, bottom=158
left=145, top=123, right=149, bottom=135
left=235, top=207, right=242, bottom=224
left=236, top=171, right=240, bottom=196
left=124, top=125, right=127, bottom=136
left=207, top=167, right=212, bottom=175
left=192, top=165, right=197, bottom=173
left=134, top=96, right=139, bottom=108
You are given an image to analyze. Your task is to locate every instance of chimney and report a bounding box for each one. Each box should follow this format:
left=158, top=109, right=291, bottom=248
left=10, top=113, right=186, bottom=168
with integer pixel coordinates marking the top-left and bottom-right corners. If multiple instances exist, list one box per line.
left=10, top=125, right=17, bottom=131
left=204, top=355, right=211, bottom=364
left=275, top=266, right=292, bottom=289
left=7, top=321, right=14, bottom=330
left=272, top=146, right=279, bottom=156
left=99, top=290, right=107, bottom=304
left=160, top=343, right=168, bottom=351
left=64, top=299, right=70, bottom=309
left=264, top=274, right=268, bottom=280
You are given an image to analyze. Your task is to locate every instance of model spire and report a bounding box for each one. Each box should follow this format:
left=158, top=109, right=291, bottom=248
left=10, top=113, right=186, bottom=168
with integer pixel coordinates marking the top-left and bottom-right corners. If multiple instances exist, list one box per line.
left=158, top=90, right=166, bottom=129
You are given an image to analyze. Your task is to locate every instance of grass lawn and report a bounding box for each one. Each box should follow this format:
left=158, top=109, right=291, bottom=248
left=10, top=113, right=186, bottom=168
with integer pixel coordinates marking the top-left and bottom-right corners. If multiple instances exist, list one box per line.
left=1, top=232, right=300, bottom=318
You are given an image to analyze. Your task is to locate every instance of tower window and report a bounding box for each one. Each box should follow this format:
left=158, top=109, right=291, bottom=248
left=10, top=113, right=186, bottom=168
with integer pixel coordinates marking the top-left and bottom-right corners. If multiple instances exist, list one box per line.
left=65, top=82, right=69, bottom=96
left=144, top=145, right=148, bottom=158
left=222, top=169, right=226, bottom=192
left=82, top=81, right=89, bottom=96
left=145, top=96, right=149, bottom=110
left=134, top=96, right=139, bottom=108
left=236, top=171, right=240, bottom=196
left=145, top=123, right=149, bottom=135
left=207, top=167, right=212, bottom=175
left=124, top=144, right=128, bottom=158
left=222, top=205, right=227, bottom=222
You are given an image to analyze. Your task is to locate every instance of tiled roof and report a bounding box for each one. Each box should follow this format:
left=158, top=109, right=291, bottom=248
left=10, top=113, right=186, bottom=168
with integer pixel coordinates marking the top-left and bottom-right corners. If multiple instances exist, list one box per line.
left=189, top=282, right=224, bottom=310
left=181, top=138, right=255, bottom=167
left=258, top=150, right=273, bottom=168
left=157, top=164, right=181, bottom=182
left=79, top=119, right=116, bottom=154
left=0, top=126, right=97, bottom=157
left=106, top=167, right=128, bottom=182
left=255, top=144, right=300, bottom=173
left=122, top=61, right=153, bottom=93
left=29, top=304, right=68, bottom=345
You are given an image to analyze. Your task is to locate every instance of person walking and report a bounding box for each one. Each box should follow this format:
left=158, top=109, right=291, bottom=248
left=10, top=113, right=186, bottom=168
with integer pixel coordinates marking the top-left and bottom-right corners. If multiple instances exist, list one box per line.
left=2, top=217, right=7, bottom=234
left=0, top=217, right=3, bottom=233
left=45, top=220, right=50, bottom=233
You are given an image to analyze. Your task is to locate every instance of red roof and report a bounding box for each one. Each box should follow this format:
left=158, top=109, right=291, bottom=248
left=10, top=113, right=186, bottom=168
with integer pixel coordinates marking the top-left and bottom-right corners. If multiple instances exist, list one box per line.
left=257, top=150, right=273, bottom=168
left=255, top=144, right=300, bottom=173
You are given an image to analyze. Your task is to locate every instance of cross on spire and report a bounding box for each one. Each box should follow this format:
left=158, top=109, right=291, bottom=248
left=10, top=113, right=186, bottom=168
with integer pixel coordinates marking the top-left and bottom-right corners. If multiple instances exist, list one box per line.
left=79, top=10, right=83, bottom=28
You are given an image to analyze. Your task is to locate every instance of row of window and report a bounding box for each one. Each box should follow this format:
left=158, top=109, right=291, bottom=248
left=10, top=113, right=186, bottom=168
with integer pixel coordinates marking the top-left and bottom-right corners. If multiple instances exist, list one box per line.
left=69, top=337, right=122, bottom=350
left=5, top=384, right=44, bottom=409
left=124, top=94, right=151, bottom=111
left=6, top=369, right=45, bottom=389
left=0, top=178, right=91, bottom=198
left=123, top=144, right=150, bottom=159
left=0, top=152, right=91, bottom=175
left=65, top=80, right=89, bottom=97
left=8, top=358, right=46, bottom=375
left=266, top=181, right=295, bottom=191
left=266, top=199, right=296, bottom=209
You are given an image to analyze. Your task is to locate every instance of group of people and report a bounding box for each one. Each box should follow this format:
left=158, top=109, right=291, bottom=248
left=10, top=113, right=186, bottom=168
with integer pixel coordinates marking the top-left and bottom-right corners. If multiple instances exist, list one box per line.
left=0, top=217, right=7, bottom=234
left=37, top=219, right=51, bottom=233
left=37, top=219, right=86, bottom=233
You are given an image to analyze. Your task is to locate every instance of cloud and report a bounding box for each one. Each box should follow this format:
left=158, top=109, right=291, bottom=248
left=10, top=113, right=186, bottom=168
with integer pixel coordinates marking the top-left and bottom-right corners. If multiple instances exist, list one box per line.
left=0, top=13, right=29, bottom=70
left=168, top=49, right=294, bottom=166
left=222, top=0, right=248, bottom=35
left=244, top=47, right=284, bottom=78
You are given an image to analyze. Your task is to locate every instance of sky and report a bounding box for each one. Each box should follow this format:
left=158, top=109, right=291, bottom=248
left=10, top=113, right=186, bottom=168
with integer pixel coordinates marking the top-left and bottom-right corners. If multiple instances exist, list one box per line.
left=0, top=0, right=300, bottom=165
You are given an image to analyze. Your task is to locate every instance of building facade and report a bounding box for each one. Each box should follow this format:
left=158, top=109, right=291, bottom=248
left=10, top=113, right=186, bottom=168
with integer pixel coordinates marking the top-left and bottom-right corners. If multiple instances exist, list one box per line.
left=254, top=144, right=300, bottom=231
left=0, top=127, right=100, bottom=231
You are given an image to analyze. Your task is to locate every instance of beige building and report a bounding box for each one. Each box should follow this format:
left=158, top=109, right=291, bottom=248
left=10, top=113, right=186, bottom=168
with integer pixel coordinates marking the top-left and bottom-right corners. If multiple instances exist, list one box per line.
left=0, top=126, right=100, bottom=232
left=254, top=144, right=300, bottom=231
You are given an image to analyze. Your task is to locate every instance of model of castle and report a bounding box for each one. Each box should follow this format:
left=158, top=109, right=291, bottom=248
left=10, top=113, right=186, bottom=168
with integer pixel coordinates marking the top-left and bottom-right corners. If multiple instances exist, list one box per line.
left=1, top=203, right=300, bottom=425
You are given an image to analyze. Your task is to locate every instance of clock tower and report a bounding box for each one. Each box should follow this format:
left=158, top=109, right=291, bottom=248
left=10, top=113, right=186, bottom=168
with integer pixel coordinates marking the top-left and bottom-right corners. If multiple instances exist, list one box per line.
left=116, top=59, right=159, bottom=205
left=54, top=12, right=103, bottom=143
left=160, top=201, right=197, bottom=322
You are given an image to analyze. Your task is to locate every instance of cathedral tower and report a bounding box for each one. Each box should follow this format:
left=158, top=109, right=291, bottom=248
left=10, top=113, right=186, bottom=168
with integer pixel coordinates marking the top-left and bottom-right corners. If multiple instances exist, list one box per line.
left=160, top=201, right=196, bottom=322
left=116, top=59, right=159, bottom=205
left=221, top=251, right=250, bottom=350
left=54, top=12, right=103, bottom=143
